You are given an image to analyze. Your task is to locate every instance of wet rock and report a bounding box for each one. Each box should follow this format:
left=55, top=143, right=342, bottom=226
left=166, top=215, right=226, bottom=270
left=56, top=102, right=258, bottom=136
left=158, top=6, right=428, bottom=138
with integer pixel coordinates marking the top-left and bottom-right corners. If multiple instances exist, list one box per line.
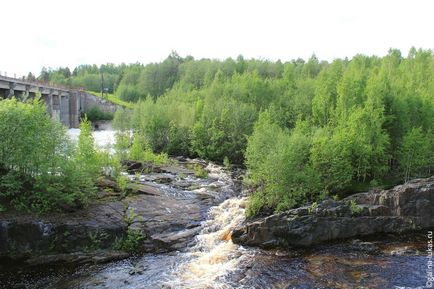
left=11, top=283, right=26, bottom=289
left=25, top=251, right=130, bottom=266
left=233, top=176, right=434, bottom=248
left=126, top=191, right=207, bottom=251
left=124, top=160, right=144, bottom=172
left=389, top=246, right=419, bottom=256
left=122, top=160, right=164, bottom=174
left=0, top=158, right=236, bottom=268
left=0, top=201, right=127, bottom=255
left=348, top=239, right=381, bottom=255
left=127, top=183, right=162, bottom=196
left=152, top=227, right=202, bottom=250
left=97, top=177, right=118, bottom=191
left=159, top=165, right=195, bottom=175
left=141, top=173, right=175, bottom=184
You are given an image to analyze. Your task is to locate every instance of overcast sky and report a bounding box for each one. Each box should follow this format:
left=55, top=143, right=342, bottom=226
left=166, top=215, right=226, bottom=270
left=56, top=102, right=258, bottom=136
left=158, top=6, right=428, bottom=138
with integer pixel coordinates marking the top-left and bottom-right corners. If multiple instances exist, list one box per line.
left=1, top=0, right=433, bottom=77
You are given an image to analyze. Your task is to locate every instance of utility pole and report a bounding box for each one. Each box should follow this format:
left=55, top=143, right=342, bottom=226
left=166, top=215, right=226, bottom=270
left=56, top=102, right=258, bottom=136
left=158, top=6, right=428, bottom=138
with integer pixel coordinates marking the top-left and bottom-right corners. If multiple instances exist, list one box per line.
left=101, top=69, right=104, bottom=98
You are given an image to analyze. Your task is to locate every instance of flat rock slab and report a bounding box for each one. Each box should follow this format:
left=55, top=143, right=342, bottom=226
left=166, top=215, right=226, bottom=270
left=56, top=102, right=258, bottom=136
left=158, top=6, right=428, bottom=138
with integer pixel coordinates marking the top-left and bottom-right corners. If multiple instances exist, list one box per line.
left=126, top=191, right=206, bottom=250
left=127, top=183, right=163, bottom=196
left=0, top=200, right=127, bottom=261
left=159, top=165, right=195, bottom=175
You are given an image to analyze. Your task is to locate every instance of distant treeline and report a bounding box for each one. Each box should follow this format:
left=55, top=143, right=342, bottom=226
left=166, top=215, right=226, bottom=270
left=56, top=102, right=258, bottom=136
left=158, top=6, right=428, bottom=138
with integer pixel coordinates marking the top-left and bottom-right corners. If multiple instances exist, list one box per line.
left=37, top=51, right=295, bottom=101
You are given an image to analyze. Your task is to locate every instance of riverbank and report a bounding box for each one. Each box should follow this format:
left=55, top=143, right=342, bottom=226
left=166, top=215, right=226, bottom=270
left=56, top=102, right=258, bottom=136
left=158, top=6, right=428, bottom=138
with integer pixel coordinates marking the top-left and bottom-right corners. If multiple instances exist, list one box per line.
left=1, top=155, right=432, bottom=288
left=0, top=158, right=240, bottom=269
left=232, top=176, right=434, bottom=248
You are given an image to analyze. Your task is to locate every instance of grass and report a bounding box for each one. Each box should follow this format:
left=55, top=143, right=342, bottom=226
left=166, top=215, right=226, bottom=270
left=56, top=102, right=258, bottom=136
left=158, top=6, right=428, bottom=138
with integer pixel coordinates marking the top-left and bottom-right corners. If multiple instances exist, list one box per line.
left=86, top=91, right=134, bottom=109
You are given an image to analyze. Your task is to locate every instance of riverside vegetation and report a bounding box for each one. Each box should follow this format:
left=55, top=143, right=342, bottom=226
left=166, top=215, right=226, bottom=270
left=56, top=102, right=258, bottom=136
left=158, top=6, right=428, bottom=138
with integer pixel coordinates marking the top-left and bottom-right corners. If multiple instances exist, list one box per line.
left=8, top=48, right=434, bottom=217
left=109, top=48, right=434, bottom=216
left=0, top=99, right=167, bottom=213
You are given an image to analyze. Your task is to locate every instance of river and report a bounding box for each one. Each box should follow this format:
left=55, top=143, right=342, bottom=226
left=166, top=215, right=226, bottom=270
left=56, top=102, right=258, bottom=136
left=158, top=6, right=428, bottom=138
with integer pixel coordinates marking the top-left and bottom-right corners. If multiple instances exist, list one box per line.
left=2, top=129, right=428, bottom=289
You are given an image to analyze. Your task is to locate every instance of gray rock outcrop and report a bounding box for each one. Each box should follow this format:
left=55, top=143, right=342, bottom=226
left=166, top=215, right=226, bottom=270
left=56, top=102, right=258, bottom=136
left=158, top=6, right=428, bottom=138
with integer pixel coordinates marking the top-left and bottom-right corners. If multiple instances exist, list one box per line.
left=232, top=176, right=434, bottom=248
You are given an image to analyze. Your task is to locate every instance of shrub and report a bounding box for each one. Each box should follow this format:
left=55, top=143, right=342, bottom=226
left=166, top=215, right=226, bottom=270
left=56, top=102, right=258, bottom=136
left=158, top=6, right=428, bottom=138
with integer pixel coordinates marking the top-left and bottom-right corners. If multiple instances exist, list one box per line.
left=0, top=99, right=104, bottom=212
left=349, top=199, right=363, bottom=216
left=82, top=106, right=114, bottom=122
left=114, top=131, right=131, bottom=161
left=188, top=164, right=208, bottom=178
left=223, top=156, right=231, bottom=170
left=113, top=229, right=145, bottom=253
left=116, top=174, right=129, bottom=194
left=245, top=192, right=265, bottom=217
left=128, top=133, right=169, bottom=165
left=245, top=112, right=321, bottom=215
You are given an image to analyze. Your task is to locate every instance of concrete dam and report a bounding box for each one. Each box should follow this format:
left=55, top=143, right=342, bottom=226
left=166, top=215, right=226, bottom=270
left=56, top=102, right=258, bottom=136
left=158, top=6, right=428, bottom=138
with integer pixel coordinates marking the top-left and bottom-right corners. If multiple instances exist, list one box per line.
left=0, top=75, right=118, bottom=128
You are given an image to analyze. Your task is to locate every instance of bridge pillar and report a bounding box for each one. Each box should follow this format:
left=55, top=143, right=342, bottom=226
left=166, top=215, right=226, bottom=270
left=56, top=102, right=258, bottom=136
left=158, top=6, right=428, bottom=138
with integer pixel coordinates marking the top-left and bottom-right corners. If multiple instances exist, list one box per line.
left=50, top=89, right=60, bottom=121
left=40, top=87, right=51, bottom=115
left=69, top=91, right=79, bottom=128
left=59, top=94, right=70, bottom=127
left=49, top=89, right=53, bottom=117
left=0, top=88, right=8, bottom=99
left=7, top=82, right=15, bottom=98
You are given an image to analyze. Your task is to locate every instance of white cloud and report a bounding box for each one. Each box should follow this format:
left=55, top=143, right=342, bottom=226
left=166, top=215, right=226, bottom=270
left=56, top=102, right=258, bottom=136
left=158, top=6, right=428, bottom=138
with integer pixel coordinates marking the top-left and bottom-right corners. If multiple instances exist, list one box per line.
left=1, top=0, right=433, bottom=77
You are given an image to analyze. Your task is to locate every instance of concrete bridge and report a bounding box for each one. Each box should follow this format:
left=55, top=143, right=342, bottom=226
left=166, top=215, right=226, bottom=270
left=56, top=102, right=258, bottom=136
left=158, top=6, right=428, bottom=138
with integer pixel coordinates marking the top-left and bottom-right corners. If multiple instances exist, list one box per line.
left=0, top=75, right=118, bottom=128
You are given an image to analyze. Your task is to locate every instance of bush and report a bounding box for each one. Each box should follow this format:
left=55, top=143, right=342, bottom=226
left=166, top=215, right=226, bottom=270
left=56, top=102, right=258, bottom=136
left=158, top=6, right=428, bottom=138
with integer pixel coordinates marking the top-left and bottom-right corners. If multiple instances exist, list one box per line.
left=187, top=164, right=208, bottom=178
left=82, top=106, right=114, bottom=122
left=73, top=117, right=105, bottom=196
left=0, top=99, right=105, bottom=212
left=349, top=199, right=363, bottom=216
left=113, top=229, right=145, bottom=253
left=128, top=133, right=169, bottom=165
left=245, top=112, right=321, bottom=214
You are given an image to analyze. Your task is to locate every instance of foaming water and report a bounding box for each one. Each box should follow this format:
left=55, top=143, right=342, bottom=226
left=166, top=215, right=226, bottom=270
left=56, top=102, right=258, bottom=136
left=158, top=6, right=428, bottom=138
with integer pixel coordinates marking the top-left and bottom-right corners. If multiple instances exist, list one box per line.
left=67, top=128, right=116, bottom=151
left=165, top=197, right=247, bottom=288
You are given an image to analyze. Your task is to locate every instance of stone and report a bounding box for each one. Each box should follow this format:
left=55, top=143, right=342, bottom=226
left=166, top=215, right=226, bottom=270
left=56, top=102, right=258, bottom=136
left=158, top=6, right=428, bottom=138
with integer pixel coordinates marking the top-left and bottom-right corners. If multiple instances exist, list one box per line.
left=127, top=183, right=162, bottom=196
left=0, top=158, right=231, bottom=268
left=97, top=177, right=119, bottom=191
left=348, top=239, right=381, bottom=255
left=232, top=176, right=434, bottom=249
left=389, top=246, right=418, bottom=256
left=159, top=165, right=195, bottom=175
left=125, top=191, right=207, bottom=251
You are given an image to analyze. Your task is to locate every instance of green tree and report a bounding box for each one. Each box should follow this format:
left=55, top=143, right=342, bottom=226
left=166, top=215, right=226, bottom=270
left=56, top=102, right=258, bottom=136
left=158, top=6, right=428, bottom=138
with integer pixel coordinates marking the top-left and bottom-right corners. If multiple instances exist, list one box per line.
left=398, top=127, right=431, bottom=181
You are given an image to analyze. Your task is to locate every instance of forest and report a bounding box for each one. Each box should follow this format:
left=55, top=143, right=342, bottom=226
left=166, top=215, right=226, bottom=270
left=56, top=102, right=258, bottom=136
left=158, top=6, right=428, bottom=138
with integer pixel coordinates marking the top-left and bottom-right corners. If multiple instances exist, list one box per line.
left=24, top=48, right=434, bottom=215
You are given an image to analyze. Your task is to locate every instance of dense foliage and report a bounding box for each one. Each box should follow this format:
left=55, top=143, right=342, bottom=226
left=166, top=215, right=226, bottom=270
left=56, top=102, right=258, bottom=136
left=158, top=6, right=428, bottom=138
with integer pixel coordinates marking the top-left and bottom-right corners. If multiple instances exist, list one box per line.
left=110, top=48, right=433, bottom=216
left=0, top=99, right=111, bottom=212
left=43, top=48, right=434, bottom=215
left=82, top=106, right=114, bottom=122
left=39, top=52, right=285, bottom=103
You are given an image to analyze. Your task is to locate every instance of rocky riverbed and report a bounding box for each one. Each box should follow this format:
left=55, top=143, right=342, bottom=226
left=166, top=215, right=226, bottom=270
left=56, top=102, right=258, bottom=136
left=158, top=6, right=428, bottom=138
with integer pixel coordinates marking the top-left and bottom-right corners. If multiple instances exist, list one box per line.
left=0, top=158, right=241, bottom=268
left=0, top=155, right=433, bottom=288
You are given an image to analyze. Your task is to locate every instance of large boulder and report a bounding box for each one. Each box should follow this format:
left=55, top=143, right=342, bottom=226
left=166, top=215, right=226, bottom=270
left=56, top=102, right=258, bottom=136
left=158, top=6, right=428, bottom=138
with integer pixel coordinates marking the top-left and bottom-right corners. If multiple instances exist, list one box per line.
left=0, top=200, right=127, bottom=265
left=232, top=176, right=434, bottom=248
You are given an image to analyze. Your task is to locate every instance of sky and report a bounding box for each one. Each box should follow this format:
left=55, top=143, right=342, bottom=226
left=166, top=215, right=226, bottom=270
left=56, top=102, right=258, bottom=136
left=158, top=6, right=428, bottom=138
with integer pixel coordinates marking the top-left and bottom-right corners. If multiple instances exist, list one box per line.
left=1, top=0, right=433, bottom=77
